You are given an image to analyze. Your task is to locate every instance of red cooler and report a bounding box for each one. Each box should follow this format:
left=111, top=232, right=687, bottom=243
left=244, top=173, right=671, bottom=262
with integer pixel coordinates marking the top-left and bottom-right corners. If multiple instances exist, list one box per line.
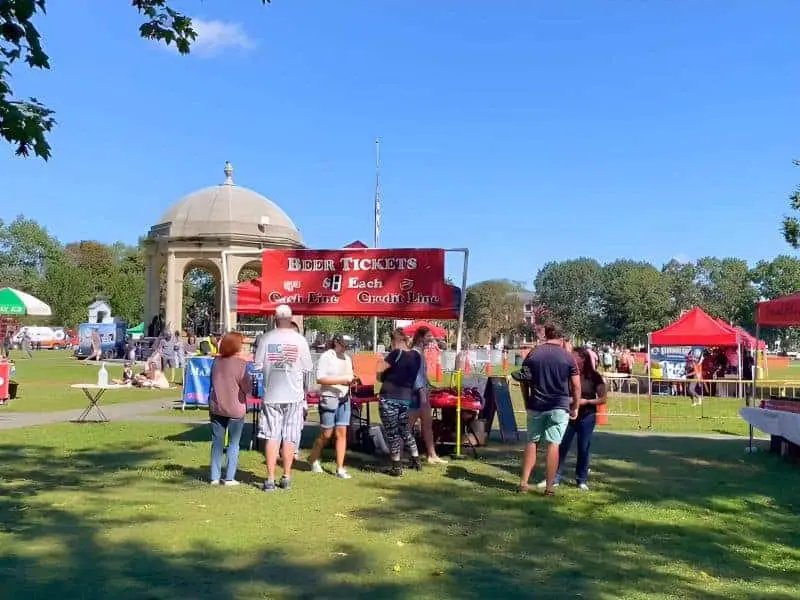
left=0, top=361, right=9, bottom=401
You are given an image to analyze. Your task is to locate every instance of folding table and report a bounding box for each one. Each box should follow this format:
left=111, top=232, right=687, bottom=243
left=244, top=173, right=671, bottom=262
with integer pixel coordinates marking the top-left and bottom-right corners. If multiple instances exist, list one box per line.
left=70, top=383, right=126, bottom=423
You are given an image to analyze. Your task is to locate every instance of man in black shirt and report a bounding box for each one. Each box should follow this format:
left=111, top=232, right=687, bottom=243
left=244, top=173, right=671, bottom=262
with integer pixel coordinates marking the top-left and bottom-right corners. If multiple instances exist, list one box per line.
left=518, top=322, right=580, bottom=495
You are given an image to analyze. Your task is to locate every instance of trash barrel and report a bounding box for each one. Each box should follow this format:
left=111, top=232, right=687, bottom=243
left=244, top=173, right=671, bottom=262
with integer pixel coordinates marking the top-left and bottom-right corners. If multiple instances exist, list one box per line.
left=0, top=360, right=11, bottom=402
left=0, top=361, right=9, bottom=401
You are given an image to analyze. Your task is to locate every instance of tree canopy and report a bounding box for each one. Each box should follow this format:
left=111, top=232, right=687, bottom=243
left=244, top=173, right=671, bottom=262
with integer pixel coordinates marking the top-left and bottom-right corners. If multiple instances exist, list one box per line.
left=4, top=213, right=800, bottom=348
left=0, top=0, right=269, bottom=159
left=527, top=255, right=800, bottom=347
left=533, top=258, right=603, bottom=340
left=463, top=279, right=525, bottom=345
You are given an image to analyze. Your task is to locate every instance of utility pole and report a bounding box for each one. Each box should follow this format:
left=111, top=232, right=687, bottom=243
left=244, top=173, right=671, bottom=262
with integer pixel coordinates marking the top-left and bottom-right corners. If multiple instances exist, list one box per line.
left=372, top=138, right=381, bottom=352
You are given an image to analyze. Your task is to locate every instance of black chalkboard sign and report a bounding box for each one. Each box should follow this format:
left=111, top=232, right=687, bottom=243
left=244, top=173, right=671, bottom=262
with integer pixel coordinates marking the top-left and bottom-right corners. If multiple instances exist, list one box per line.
left=482, top=376, right=519, bottom=443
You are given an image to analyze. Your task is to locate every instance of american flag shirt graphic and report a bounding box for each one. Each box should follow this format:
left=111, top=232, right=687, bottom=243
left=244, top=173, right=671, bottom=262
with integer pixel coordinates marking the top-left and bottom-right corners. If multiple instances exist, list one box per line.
left=266, top=343, right=298, bottom=370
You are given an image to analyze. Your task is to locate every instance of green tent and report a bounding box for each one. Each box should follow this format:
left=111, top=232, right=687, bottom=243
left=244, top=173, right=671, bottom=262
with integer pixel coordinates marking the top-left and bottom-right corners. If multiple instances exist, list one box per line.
left=126, top=322, right=145, bottom=335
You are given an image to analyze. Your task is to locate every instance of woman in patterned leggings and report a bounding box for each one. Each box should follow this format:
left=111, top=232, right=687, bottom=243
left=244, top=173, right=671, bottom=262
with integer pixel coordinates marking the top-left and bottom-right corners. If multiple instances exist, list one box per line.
left=377, top=329, right=422, bottom=476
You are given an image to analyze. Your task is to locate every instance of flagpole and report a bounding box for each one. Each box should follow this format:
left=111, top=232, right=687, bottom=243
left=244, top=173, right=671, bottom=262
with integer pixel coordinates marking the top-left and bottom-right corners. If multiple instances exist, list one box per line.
left=372, top=138, right=381, bottom=352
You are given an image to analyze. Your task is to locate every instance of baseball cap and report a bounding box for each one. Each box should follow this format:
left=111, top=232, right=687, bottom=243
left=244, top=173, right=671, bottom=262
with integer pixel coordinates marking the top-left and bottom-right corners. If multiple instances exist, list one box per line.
left=331, top=333, right=348, bottom=348
left=275, top=304, right=293, bottom=319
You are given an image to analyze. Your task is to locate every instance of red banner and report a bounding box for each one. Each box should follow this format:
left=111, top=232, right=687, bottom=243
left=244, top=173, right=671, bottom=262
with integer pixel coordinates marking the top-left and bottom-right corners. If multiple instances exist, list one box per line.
left=256, top=248, right=457, bottom=318
left=757, top=293, right=800, bottom=327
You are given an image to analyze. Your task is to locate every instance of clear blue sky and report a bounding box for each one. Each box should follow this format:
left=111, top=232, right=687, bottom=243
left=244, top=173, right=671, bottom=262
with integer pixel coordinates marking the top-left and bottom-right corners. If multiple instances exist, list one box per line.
left=1, top=0, right=799, bottom=285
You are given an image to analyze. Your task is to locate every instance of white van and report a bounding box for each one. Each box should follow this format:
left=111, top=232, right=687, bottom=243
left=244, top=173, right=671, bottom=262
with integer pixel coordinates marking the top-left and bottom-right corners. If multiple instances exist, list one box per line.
left=13, top=326, right=67, bottom=349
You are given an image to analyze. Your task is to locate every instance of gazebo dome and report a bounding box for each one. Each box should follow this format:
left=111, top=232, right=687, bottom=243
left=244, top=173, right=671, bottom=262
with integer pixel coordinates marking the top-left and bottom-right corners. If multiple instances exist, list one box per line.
left=150, top=162, right=303, bottom=246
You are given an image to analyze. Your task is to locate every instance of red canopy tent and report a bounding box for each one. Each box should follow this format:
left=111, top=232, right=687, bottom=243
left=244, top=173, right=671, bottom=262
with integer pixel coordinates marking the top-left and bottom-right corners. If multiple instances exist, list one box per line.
left=710, top=318, right=766, bottom=350
left=649, top=307, right=740, bottom=347
left=223, top=245, right=473, bottom=456
left=747, top=293, right=800, bottom=451
left=403, top=320, right=447, bottom=339
left=232, top=278, right=262, bottom=315
left=734, top=326, right=766, bottom=350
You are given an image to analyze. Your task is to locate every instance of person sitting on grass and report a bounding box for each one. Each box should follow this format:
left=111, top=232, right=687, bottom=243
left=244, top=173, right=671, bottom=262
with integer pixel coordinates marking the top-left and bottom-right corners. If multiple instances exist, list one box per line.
left=519, top=322, right=580, bottom=496
left=543, top=346, right=607, bottom=491
left=209, top=332, right=252, bottom=486
left=133, top=353, right=170, bottom=389
left=308, top=333, right=355, bottom=479
left=111, top=363, right=135, bottom=386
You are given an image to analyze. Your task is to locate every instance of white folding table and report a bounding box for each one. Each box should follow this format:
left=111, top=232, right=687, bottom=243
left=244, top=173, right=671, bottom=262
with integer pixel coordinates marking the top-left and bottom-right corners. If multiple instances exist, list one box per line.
left=71, top=383, right=126, bottom=423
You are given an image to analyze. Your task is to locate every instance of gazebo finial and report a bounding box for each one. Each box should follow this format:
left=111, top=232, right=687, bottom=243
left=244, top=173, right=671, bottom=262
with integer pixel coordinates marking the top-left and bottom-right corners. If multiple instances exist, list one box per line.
left=223, top=161, right=234, bottom=185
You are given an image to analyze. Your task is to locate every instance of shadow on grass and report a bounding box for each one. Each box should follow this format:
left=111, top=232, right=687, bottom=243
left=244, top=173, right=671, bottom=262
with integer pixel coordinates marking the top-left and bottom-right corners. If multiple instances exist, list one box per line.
left=354, top=433, right=800, bottom=599
left=2, top=426, right=799, bottom=599
left=0, top=438, right=410, bottom=600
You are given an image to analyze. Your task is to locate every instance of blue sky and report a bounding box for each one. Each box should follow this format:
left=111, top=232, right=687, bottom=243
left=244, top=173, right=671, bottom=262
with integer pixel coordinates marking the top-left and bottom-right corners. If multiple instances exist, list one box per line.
left=1, top=0, right=799, bottom=286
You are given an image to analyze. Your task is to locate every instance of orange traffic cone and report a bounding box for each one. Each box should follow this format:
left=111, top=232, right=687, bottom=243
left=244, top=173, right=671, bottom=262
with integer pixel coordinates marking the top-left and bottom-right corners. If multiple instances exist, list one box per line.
left=597, top=403, right=609, bottom=426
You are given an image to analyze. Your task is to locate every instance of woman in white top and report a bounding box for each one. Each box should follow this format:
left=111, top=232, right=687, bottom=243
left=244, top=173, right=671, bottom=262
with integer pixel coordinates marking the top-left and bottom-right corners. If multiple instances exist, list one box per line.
left=308, top=333, right=355, bottom=479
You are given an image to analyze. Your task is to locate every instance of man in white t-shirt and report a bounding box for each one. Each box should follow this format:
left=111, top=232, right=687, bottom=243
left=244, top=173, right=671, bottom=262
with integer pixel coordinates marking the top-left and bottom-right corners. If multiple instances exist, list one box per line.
left=253, top=305, right=313, bottom=492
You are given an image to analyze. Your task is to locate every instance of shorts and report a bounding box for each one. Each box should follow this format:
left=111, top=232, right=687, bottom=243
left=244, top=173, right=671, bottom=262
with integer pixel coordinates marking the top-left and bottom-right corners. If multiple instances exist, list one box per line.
left=259, top=403, right=305, bottom=445
left=319, top=399, right=352, bottom=429
left=410, top=388, right=429, bottom=411
left=527, top=408, right=569, bottom=445
left=165, top=356, right=177, bottom=369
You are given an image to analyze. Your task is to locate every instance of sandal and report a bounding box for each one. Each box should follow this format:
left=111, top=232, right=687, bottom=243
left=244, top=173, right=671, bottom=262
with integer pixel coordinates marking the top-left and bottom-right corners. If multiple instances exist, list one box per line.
left=518, top=483, right=530, bottom=493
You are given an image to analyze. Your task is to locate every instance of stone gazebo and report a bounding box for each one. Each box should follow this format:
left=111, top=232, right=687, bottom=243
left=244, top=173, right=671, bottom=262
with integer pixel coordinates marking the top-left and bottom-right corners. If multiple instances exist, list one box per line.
left=143, top=162, right=304, bottom=333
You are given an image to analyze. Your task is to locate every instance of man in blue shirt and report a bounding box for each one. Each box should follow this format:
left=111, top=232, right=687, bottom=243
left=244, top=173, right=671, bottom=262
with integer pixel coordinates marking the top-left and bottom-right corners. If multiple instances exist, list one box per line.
left=518, top=322, right=580, bottom=496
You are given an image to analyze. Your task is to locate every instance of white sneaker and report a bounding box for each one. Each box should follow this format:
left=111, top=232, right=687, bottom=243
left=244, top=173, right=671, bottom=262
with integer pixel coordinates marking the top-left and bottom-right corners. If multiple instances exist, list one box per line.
left=577, top=482, right=589, bottom=491
left=210, top=480, right=221, bottom=486
left=224, top=480, right=240, bottom=486
left=336, top=469, right=352, bottom=480
left=536, top=480, right=559, bottom=489
left=427, top=456, right=449, bottom=465
left=311, top=460, right=324, bottom=474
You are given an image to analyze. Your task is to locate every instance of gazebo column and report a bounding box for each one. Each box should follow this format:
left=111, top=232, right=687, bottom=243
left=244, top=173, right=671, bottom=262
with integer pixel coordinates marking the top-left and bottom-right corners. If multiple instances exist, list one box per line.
left=143, top=253, right=162, bottom=329
left=164, top=251, right=184, bottom=333
left=224, top=254, right=241, bottom=332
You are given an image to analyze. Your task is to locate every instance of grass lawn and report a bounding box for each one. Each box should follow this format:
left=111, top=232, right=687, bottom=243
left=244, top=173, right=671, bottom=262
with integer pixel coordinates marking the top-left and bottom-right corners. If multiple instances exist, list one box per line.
left=0, top=350, right=776, bottom=437
left=154, top=389, right=758, bottom=437
left=2, top=350, right=182, bottom=412
left=0, top=421, right=798, bottom=599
